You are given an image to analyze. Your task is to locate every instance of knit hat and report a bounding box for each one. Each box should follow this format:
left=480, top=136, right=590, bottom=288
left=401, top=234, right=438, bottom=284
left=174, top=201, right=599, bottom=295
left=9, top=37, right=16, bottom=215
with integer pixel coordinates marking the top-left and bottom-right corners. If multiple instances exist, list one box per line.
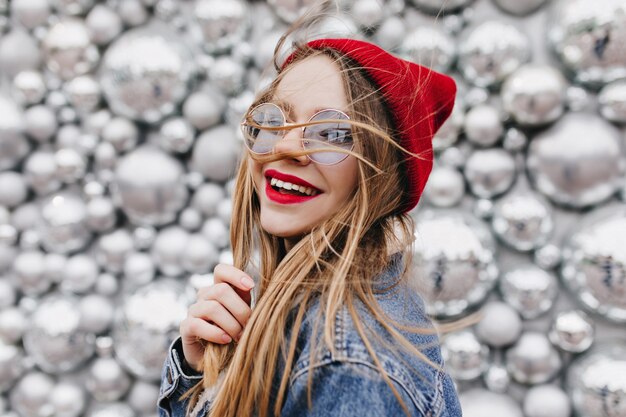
left=281, top=38, right=457, bottom=213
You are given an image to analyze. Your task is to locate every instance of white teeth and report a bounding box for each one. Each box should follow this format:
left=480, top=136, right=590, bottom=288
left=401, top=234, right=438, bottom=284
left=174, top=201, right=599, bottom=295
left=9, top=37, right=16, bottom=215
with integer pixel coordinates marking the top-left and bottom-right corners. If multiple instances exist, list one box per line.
left=268, top=176, right=318, bottom=196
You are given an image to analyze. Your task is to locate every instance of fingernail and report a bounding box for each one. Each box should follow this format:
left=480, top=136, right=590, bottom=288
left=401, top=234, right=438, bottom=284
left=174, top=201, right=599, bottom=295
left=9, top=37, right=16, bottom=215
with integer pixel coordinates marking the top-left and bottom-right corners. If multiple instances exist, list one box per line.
left=240, top=276, right=255, bottom=289
left=221, top=334, right=232, bottom=343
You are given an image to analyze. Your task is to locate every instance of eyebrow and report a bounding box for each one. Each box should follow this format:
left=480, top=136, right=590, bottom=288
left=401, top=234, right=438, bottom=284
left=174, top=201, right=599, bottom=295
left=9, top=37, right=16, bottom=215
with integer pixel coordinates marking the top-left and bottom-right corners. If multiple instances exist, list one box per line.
left=269, top=98, right=347, bottom=121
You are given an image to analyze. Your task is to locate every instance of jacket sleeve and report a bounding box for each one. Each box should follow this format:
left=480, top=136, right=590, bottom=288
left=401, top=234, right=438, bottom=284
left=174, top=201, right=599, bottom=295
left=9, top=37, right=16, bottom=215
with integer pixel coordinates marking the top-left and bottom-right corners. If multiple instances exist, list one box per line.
left=157, top=336, right=204, bottom=417
left=279, top=361, right=425, bottom=417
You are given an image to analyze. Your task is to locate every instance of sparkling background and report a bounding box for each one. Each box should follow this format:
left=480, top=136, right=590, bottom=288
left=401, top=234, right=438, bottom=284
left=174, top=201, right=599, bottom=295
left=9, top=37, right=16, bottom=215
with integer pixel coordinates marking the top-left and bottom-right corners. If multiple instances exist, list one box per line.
left=0, top=0, right=625, bottom=416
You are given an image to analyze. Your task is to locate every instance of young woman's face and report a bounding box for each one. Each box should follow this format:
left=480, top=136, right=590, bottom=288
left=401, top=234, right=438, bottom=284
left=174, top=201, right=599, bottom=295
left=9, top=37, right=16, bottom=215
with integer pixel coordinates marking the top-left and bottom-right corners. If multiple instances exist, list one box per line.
left=250, top=54, right=358, bottom=243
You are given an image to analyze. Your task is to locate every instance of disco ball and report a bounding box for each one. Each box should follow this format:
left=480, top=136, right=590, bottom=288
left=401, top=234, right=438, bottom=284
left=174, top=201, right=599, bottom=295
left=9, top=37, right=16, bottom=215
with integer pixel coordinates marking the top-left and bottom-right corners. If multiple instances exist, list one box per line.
left=412, top=209, right=498, bottom=318
left=22, top=293, right=96, bottom=373
left=491, top=190, right=554, bottom=252
left=42, top=18, right=99, bottom=80
left=567, top=340, right=626, bottom=417
left=501, top=64, right=567, bottom=126
left=399, top=26, right=456, bottom=73
left=111, top=146, right=189, bottom=226
left=527, top=113, right=624, bottom=209
left=37, top=192, right=91, bottom=254
left=561, top=205, right=626, bottom=323
left=500, top=265, right=558, bottom=319
left=99, top=22, right=197, bottom=123
left=506, top=332, right=562, bottom=385
left=190, top=0, right=250, bottom=54
left=458, top=21, right=531, bottom=88
left=548, top=0, right=626, bottom=87
left=112, top=279, right=191, bottom=380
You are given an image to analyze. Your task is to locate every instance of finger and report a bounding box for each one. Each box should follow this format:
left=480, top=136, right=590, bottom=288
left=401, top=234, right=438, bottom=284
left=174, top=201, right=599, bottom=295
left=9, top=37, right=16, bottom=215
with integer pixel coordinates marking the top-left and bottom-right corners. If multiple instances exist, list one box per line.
left=197, top=283, right=252, bottom=327
left=208, top=264, right=255, bottom=306
left=198, top=285, right=251, bottom=309
left=189, top=300, right=243, bottom=340
left=181, top=317, right=233, bottom=344
left=213, top=263, right=255, bottom=292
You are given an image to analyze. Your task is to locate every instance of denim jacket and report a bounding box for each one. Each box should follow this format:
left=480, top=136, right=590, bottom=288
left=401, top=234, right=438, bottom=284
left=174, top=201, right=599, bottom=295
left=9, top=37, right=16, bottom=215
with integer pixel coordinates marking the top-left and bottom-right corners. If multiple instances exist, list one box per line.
left=157, top=252, right=462, bottom=417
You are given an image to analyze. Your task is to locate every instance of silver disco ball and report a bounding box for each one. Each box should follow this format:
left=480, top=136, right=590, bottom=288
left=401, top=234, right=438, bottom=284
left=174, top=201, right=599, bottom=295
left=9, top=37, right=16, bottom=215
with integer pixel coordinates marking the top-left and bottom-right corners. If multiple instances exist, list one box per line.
left=412, top=209, right=498, bottom=318
left=500, top=265, right=558, bottom=319
left=464, top=149, right=516, bottom=199
left=22, top=293, right=96, bottom=373
left=423, top=166, right=465, bottom=208
left=49, top=381, right=87, bottom=417
left=399, top=26, right=456, bottom=73
left=523, top=384, right=571, bottom=417
left=112, top=279, right=191, bottom=381
left=42, top=18, right=99, bottom=80
left=549, top=309, right=595, bottom=354
left=491, top=190, right=554, bottom=252
left=527, top=113, right=624, bottom=209
left=190, top=125, right=242, bottom=182
left=458, top=21, right=531, bottom=88
left=567, top=340, right=626, bottom=417
left=99, top=22, right=197, bottom=123
left=441, top=330, right=489, bottom=381
left=506, top=332, right=562, bottom=385
left=37, top=192, right=91, bottom=254
left=111, top=146, right=189, bottom=227
left=86, top=356, right=132, bottom=402
left=189, top=0, right=250, bottom=54
left=464, top=104, right=503, bottom=147
left=501, top=64, right=567, bottom=126
left=548, top=0, right=626, bottom=87
left=9, top=372, right=55, bottom=417
left=561, top=204, right=626, bottom=323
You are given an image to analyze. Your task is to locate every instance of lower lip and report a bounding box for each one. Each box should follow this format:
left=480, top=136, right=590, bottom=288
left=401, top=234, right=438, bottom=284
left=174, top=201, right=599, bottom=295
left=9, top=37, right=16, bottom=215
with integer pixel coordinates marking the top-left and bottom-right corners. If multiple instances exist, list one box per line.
left=265, top=180, right=321, bottom=204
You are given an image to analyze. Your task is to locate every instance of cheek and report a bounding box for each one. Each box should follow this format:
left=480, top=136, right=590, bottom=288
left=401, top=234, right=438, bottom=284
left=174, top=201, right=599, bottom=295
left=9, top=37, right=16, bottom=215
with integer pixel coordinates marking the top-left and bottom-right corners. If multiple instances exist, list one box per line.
left=330, top=158, right=359, bottom=198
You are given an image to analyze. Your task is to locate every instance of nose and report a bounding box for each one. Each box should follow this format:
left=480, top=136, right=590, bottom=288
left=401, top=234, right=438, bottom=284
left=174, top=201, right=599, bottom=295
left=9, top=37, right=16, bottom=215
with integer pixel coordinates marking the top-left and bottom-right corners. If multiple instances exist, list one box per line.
left=272, top=127, right=310, bottom=165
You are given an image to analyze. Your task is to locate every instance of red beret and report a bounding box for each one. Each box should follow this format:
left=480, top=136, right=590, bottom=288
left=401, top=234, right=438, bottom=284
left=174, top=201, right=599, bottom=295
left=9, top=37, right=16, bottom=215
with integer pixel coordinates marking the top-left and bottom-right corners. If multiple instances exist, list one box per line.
left=282, top=38, right=457, bottom=213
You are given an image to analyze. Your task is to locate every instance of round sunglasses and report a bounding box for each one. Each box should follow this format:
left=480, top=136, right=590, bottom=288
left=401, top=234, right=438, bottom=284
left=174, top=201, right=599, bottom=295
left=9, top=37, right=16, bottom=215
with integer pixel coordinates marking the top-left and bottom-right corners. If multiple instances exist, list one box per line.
left=240, top=102, right=354, bottom=165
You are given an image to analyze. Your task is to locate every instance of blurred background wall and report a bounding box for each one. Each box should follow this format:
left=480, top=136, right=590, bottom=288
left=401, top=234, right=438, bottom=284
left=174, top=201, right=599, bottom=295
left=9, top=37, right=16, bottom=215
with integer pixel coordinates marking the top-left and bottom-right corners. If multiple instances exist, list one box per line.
left=0, top=0, right=625, bottom=416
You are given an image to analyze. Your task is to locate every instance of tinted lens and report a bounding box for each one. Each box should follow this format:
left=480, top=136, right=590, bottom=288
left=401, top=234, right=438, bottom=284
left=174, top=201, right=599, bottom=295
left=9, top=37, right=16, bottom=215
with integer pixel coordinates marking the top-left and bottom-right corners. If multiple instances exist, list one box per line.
left=242, top=103, right=284, bottom=154
left=303, top=110, right=353, bottom=164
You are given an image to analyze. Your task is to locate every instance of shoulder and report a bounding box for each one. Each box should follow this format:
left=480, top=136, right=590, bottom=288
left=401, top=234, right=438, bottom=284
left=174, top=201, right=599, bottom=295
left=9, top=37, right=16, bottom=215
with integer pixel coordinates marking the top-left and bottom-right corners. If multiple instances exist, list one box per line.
left=287, top=253, right=461, bottom=417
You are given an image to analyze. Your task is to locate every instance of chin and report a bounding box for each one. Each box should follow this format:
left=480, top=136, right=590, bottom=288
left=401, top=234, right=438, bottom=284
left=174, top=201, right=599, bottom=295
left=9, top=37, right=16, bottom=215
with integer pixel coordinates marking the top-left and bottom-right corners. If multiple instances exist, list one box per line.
left=260, top=217, right=310, bottom=239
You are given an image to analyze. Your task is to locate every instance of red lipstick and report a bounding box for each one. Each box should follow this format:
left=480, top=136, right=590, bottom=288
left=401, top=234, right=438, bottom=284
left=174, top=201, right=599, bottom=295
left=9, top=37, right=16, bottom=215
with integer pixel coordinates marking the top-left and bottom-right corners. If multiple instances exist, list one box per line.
left=264, top=169, right=321, bottom=191
left=263, top=169, right=322, bottom=205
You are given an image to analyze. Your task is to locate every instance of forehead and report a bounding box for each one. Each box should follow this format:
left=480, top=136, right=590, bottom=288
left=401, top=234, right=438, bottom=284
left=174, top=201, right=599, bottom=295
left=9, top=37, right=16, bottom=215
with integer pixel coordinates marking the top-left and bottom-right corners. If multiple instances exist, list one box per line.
left=273, top=54, right=348, bottom=116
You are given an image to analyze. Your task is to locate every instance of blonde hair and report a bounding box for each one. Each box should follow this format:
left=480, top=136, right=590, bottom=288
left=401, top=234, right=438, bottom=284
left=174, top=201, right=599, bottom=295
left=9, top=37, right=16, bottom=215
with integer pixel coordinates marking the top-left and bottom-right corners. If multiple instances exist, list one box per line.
left=181, top=2, right=470, bottom=416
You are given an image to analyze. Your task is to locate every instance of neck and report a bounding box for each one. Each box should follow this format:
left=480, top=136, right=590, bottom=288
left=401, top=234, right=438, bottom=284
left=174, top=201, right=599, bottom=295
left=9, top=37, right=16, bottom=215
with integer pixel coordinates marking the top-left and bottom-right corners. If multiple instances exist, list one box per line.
left=283, top=236, right=300, bottom=252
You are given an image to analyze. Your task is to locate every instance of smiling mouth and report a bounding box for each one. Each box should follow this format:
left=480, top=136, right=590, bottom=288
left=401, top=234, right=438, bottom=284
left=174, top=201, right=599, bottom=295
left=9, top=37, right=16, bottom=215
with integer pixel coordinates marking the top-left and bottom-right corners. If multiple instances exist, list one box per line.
left=266, top=176, right=321, bottom=197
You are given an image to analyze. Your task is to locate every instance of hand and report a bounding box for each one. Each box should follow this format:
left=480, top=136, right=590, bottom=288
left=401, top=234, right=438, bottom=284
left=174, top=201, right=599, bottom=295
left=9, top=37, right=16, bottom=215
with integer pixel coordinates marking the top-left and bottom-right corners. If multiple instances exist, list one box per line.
left=179, top=263, right=255, bottom=372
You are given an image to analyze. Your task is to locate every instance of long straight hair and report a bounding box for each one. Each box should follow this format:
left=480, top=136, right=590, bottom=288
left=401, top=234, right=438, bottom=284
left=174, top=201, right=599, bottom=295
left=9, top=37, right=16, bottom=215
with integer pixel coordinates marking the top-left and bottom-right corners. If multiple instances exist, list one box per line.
left=181, top=3, right=463, bottom=416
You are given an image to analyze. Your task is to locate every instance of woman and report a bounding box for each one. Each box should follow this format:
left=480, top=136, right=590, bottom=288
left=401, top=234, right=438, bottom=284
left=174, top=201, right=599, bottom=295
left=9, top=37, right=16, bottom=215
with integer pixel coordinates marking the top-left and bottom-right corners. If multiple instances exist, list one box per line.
left=157, top=11, right=460, bottom=417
